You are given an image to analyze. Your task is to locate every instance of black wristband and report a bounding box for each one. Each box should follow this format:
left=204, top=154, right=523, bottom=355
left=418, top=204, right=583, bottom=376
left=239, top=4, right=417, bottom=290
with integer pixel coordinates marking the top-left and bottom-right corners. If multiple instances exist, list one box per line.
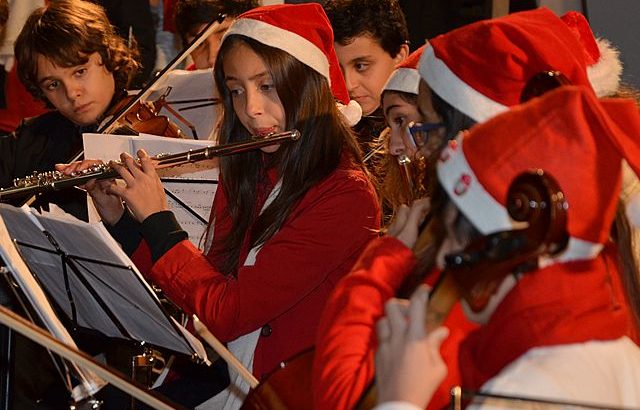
left=105, top=210, right=142, bottom=255
left=140, top=211, right=188, bottom=262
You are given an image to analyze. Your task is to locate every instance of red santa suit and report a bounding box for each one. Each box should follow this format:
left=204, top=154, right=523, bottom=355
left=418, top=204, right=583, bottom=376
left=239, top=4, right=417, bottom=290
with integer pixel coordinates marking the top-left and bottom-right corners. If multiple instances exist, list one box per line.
left=313, top=236, right=476, bottom=410
left=457, top=243, right=640, bottom=409
left=123, top=4, right=374, bottom=408
left=375, top=85, right=640, bottom=409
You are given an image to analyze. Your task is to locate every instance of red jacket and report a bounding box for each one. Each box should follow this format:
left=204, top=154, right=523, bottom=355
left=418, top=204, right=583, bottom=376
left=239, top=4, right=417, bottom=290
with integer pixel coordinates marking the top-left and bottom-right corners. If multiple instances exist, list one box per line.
left=136, top=158, right=381, bottom=379
left=312, top=236, right=477, bottom=410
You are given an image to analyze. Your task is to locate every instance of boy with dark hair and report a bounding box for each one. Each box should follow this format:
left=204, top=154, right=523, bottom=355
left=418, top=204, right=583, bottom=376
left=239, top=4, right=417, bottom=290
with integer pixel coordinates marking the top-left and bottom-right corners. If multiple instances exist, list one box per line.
left=323, top=0, right=409, bottom=119
left=1, top=0, right=139, bottom=219
left=174, top=0, right=259, bottom=69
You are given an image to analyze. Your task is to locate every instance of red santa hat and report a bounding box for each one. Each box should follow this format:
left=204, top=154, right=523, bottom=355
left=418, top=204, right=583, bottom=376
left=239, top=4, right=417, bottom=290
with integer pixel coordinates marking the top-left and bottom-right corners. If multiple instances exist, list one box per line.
left=437, top=85, right=640, bottom=264
left=382, top=45, right=425, bottom=96
left=560, top=11, right=623, bottom=98
left=223, top=3, right=362, bottom=125
left=418, top=8, right=593, bottom=123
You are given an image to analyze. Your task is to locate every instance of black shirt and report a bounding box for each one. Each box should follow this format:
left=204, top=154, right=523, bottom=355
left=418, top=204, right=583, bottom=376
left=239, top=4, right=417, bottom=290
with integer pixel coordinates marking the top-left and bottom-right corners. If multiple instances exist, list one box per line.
left=0, top=111, right=89, bottom=220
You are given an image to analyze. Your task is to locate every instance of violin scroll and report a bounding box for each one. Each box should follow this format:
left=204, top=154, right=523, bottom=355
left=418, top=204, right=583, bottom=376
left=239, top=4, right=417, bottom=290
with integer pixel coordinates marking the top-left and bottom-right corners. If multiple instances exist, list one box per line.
left=447, top=169, right=569, bottom=311
left=506, top=169, right=569, bottom=256
left=520, top=70, right=571, bottom=103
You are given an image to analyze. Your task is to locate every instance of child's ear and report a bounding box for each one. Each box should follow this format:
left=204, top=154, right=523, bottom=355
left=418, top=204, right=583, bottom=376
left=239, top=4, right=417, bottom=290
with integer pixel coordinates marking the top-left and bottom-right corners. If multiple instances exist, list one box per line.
left=393, top=43, right=410, bottom=65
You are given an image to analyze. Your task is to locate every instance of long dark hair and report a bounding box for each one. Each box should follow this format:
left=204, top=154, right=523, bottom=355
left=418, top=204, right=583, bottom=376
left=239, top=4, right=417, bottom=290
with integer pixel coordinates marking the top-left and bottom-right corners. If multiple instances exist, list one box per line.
left=396, top=183, right=456, bottom=298
left=212, top=35, right=363, bottom=275
left=612, top=201, right=640, bottom=328
left=430, top=90, right=477, bottom=142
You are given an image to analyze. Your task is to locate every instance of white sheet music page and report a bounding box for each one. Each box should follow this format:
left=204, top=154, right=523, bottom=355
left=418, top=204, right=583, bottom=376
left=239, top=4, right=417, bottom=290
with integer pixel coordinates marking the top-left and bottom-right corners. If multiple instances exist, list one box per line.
left=145, top=68, right=219, bottom=141
left=83, top=133, right=219, bottom=249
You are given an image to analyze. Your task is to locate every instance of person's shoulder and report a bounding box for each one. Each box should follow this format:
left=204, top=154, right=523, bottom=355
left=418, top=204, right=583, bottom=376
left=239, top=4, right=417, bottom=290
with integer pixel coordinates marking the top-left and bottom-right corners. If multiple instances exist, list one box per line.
left=315, top=155, right=377, bottom=197
left=17, top=111, right=76, bottom=135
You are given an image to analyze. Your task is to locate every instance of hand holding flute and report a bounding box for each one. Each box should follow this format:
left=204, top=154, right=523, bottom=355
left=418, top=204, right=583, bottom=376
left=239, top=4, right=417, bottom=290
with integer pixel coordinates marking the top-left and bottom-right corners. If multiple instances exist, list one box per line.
left=57, top=149, right=169, bottom=224
left=4, top=130, right=301, bottom=223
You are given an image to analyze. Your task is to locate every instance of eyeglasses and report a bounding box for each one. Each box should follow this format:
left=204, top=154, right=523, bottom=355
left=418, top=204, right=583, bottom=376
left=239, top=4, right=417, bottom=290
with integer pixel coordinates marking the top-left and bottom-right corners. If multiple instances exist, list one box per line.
left=407, top=121, right=445, bottom=156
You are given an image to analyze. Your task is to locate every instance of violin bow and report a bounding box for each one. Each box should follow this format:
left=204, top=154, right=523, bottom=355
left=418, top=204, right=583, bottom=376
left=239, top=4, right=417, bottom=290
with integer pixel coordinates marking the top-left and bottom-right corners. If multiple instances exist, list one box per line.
left=97, top=13, right=227, bottom=136
left=0, top=304, right=184, bottom=410
left=192, top=315, right=259, bottom=389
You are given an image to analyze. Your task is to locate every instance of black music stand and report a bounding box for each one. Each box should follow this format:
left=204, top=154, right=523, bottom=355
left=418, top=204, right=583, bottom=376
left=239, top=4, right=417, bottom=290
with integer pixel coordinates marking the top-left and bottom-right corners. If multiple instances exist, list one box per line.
left=0, top=265, right=85, bottom=410
left=0, top=204, right=205, bottom=408
left=0, top=264, right=14, bottom=410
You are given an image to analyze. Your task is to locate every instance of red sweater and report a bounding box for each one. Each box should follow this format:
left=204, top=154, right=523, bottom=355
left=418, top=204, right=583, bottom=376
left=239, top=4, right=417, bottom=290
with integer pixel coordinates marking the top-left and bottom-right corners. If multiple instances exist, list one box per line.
left=137, top=158, right=381, bottom=379
left=312, top=236, right=477, bottom=410
left=0, top=64, right=47, bottom=132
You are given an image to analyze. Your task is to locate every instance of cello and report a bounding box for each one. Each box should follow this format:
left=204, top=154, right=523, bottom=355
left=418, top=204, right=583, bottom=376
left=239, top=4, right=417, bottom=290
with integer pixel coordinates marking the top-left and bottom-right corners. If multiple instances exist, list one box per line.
left=239, top=71, right=573, bottom=410
left=239, top=169, right=570, bottom=410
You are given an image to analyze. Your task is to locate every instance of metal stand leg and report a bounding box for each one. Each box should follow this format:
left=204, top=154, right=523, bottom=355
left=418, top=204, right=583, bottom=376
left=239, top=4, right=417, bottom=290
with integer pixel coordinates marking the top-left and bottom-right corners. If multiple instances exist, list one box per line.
left=0, top=266, right=14, bottom=410
left=0, top=324, right=13, bottom=410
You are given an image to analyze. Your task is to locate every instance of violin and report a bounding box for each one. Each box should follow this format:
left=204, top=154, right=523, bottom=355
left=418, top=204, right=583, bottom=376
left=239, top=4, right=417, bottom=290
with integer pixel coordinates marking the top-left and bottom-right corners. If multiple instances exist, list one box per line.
left=104, top=85, right=220, bottom=139
left=104, top=94, right=187, bottom=138
left=96, top=14, right=226, bottom=140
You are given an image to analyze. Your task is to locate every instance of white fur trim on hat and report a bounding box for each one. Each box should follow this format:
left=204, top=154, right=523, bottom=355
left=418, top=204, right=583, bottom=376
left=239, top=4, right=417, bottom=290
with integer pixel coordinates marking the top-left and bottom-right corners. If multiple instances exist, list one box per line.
left=224, top=18, right=331, bottom=84
left=337, top=100, right=362, bottom=126
left=437, top=134, right=522, bottom=235
left=438, top=134, right=604, bottom=264
left=383, top=68, right=421, bottom=95
left=588, top=38, right=623, bottom=97
left=419, top=46, right=509, bottom=123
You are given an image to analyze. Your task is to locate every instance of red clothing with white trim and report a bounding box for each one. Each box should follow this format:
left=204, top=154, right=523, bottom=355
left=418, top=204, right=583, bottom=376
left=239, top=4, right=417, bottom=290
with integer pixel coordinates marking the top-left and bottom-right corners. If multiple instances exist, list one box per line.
left=134, top=156, right=380, bottom=379
left=458, top=243, right=640, bottom=390
left=312, top=236, right=477, bottom=410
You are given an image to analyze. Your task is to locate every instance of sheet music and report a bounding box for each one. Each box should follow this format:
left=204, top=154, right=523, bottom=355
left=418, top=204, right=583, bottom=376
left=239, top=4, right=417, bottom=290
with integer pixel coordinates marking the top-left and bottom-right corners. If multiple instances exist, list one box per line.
left=145, top=68, right=219, bottom=141
left=83, top=133, right=219, bottom=248
left=0, top=204, right=206, bottom=360
left=0, top=206, right=107, bottom=400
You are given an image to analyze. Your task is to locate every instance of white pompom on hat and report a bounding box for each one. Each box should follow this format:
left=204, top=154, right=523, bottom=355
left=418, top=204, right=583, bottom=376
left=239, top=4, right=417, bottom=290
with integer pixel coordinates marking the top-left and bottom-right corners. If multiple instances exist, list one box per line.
left=223, top=3, right=362, bottom=125
left=560, top=11, right=623, bottom=98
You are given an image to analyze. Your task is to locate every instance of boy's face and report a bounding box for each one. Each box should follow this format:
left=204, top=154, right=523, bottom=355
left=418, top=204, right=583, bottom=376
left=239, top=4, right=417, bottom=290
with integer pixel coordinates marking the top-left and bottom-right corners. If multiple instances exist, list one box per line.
left=335, top=35, right=408, bottom=116
left=36, top=52, right=115, bottom=126
left=187, top=18, right=235, bottom=69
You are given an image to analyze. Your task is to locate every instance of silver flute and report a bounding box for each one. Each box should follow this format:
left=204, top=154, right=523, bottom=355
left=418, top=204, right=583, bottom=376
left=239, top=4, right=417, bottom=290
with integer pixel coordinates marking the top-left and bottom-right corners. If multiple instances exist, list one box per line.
left=0, top=130, right=300, bottom=201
